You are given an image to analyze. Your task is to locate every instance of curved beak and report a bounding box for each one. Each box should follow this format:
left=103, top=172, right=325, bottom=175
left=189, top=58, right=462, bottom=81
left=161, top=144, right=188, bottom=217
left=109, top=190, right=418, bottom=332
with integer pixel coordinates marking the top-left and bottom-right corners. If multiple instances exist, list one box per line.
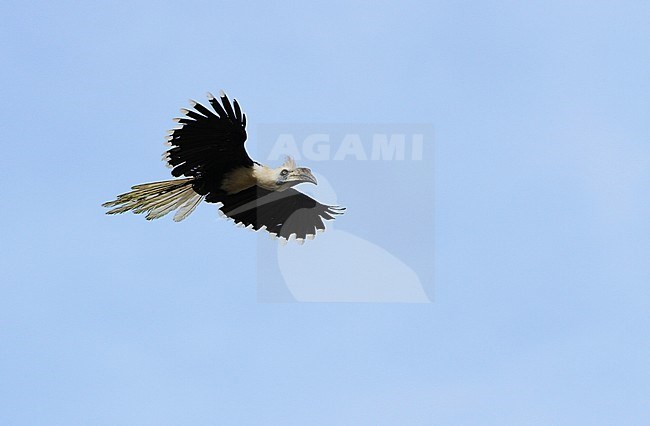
left=289, top=168, right=318, bottom=185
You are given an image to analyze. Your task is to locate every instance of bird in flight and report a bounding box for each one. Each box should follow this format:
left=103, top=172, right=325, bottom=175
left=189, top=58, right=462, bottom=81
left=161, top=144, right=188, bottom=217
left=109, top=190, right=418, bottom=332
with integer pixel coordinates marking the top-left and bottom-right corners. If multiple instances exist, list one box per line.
left=103, top=91, right=344, bottom=242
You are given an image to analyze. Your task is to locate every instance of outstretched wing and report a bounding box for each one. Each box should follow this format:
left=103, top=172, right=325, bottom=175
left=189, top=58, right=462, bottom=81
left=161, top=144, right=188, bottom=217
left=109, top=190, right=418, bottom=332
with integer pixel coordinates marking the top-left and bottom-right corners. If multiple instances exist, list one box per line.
left=164, top=91, right=252, bottom=179
left=218, top=187, right=345, bottom=240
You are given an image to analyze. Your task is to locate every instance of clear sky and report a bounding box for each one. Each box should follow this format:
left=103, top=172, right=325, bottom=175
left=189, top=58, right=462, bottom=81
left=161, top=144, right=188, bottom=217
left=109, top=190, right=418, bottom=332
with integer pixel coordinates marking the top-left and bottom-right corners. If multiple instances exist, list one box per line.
left=2, top=1, right=650, bottom=424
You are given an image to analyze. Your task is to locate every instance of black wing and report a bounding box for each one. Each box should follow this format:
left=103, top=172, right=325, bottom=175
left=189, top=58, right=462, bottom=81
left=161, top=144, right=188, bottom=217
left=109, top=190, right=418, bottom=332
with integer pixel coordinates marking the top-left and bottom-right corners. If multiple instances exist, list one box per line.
left=218, top=187, right=345, bottom=240
left=164, top=91, right=252, bottom=179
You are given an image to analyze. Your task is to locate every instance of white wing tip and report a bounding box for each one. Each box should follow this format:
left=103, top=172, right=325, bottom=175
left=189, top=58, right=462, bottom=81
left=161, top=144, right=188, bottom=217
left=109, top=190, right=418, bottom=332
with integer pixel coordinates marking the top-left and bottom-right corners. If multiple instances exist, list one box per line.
left=219, top=89, right=226, bottom=98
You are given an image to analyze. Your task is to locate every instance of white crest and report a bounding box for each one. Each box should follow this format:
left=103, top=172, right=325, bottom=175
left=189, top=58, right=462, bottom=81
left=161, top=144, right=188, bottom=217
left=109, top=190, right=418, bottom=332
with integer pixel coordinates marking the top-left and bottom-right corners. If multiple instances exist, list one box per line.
left=282, top=156, right=296, bottom=169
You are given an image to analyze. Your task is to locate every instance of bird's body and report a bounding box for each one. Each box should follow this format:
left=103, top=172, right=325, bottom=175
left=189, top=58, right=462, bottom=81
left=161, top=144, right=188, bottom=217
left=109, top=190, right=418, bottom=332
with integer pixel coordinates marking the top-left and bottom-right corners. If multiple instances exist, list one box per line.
left=103, top=91, right=343, bottom=241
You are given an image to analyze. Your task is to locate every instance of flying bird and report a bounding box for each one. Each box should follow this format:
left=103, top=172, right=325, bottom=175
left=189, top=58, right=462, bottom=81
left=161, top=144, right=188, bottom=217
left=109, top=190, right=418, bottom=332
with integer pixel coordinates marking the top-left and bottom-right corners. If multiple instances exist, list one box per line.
left=103, top=91, right=344, bottom=241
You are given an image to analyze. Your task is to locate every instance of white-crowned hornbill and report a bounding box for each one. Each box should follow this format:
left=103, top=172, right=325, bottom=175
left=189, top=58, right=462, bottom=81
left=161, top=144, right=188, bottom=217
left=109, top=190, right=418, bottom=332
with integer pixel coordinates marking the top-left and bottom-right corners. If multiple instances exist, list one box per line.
left=103, top=91, right=344, bottom=241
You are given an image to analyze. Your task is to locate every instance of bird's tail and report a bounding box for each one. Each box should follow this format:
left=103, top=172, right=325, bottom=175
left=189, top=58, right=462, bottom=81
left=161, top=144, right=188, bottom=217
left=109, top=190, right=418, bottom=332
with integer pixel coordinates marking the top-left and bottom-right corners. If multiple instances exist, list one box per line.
left=102, top=178, right=204, bottom=222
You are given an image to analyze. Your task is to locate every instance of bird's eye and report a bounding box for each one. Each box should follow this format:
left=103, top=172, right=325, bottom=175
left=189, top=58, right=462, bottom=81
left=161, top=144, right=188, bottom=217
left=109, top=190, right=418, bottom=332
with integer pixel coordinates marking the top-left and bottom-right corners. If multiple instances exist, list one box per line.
left=280, top=169, right=289, bottom=176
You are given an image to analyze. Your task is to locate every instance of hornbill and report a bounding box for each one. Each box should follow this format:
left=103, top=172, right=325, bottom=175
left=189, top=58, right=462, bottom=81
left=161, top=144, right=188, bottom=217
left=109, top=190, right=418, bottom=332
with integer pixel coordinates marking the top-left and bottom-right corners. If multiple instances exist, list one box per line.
left=103, top=91, right=344, bottom=241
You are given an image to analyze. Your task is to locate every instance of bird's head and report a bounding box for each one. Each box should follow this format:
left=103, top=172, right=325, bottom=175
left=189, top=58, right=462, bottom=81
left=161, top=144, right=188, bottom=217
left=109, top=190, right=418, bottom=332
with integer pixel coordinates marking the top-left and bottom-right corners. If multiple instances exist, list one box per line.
left=270, top=156, right=317, bottom=191
left=253, top=157, right=318, bottom=191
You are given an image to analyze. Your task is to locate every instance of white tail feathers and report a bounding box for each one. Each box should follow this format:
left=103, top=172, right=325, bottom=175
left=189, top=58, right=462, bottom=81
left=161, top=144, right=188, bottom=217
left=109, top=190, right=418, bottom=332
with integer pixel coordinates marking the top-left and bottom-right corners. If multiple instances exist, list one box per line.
left=102, top=178, right=204, bottom=222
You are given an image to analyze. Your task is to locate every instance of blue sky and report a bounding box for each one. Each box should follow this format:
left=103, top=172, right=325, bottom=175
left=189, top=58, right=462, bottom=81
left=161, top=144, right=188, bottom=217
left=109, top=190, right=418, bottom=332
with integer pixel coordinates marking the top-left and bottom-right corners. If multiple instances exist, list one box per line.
left=2, top=1, right=650, bottom=424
